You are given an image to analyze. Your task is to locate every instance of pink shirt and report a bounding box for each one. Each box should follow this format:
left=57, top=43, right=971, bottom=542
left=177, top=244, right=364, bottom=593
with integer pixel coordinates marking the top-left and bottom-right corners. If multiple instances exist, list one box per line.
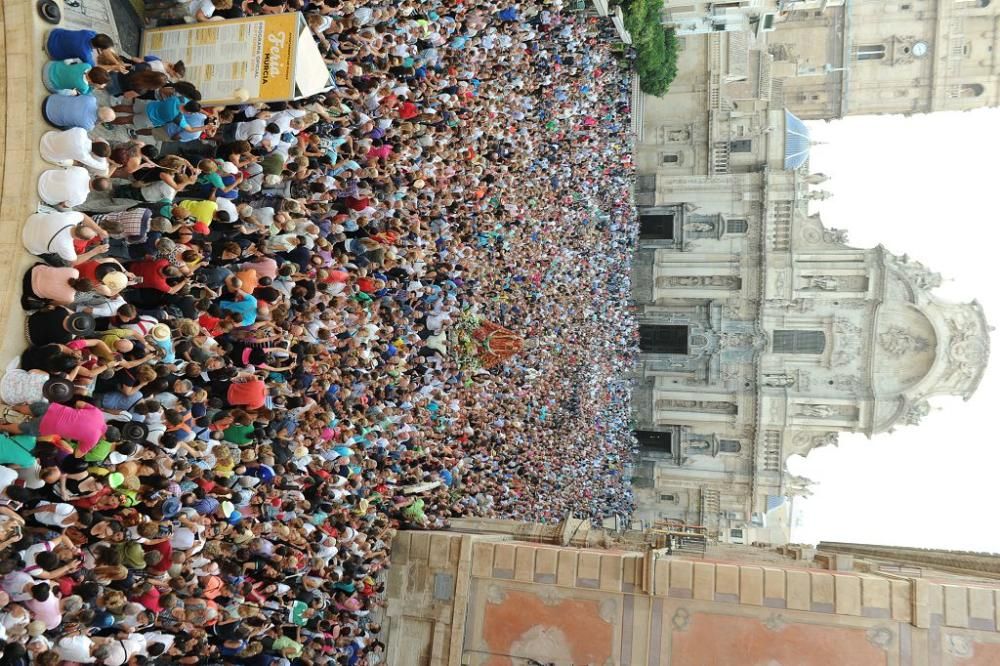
left=27, top=593, right=62, bottom=629
left=39, top=403, right=107, bottom=452
left=31, top=266, right=79, bottom=305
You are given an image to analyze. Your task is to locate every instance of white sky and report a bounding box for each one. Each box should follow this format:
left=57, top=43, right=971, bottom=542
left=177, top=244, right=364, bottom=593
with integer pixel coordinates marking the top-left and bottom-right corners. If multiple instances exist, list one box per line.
left=786, top=108, right=1000, bottom=553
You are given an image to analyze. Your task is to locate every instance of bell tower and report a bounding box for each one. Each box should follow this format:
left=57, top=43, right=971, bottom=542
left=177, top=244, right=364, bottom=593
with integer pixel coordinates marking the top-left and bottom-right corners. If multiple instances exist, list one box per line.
left=769, top=0, right=1000, bottom=120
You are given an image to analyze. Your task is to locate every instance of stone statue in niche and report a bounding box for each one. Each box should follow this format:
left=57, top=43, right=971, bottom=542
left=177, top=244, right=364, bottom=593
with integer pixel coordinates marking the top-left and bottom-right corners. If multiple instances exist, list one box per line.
left=686, top=439, right=712, bottom=454
left=804, top=275, right=839, bottom=291
left=762, top=373, right=796, bottom=388
left=683, top=222, right=714, bottom=232
left=879, top=325, right=930, bottom=357
left=798, top=403, right=835, bottom=418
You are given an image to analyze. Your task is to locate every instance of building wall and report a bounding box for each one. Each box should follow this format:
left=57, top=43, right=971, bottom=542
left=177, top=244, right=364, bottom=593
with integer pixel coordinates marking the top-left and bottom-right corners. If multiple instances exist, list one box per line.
left=771, top=0, right=1000, bottom=120
left=386, top=530, right=1000, bottom=665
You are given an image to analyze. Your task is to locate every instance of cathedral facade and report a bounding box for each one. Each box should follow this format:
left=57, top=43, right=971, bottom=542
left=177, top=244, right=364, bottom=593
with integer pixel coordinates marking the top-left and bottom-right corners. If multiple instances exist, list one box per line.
left=771, top=0, right=1000, bottom=119
left=630, top=6, right=991, bottom=544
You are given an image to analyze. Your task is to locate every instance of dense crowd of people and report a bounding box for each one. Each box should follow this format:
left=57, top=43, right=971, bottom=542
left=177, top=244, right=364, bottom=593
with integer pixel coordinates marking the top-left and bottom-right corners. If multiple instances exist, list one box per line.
left=3, top=0, right=639, bottom=662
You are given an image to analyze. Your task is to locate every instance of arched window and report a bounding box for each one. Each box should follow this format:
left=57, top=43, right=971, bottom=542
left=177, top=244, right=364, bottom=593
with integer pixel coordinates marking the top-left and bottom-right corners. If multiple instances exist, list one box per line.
left=856, top=44, right=886, bottom=61
left=772, top=330, right=826, bottom=354
left=726, top=219, right=748, bottom=234
left=719, top=440, right=742, bottom=454
left=947, top=83, right=985, bottom=99
left=978, top=0, right=991, bottom=9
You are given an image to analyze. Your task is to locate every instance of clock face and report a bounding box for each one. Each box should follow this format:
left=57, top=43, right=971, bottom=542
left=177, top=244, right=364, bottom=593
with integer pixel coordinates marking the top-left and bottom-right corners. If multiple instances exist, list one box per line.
left=912, top=41, right=929, bottom=58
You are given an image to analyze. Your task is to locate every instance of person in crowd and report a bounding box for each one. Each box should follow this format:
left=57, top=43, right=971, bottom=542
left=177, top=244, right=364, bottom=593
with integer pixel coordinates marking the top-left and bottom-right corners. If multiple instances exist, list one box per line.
left=9, top=3, right=641, bottom=662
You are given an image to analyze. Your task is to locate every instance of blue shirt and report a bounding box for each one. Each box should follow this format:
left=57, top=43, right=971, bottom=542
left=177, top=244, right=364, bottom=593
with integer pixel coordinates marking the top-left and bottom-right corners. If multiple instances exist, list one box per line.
left=144, top=96, right=186, bottom=128
left=167, top=112, right=206, bottom=142
left=46, top=29, right=97, bottom=65
left=43, top=94, right=98, bottom=130
left=219, top=294, right=258, bottom=327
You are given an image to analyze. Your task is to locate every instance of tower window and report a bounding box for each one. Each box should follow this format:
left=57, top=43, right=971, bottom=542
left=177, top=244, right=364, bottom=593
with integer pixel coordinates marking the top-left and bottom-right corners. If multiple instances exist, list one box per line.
left=660, top=493, right=676, bottom=502
left=856, top=44, right=886, bottom=61
left=719, top=440, right=742, bottom=453
left=947, top=83, right=985, bottom=98
left=726, top=219, right=748, bottom=234
left=661, top=153, right=680, bottom=165
left=772, top=330, right=826, bottom=354
left=730, top=139, right=753, bottom=153
left=639, top=325, right=689, bottom=354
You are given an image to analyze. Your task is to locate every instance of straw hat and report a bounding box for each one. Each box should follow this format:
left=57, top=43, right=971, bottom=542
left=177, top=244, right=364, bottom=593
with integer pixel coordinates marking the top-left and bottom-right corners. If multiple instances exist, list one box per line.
left=101, top=271, right=128, bottom=293
left=150, top=324, right=171, bottom=342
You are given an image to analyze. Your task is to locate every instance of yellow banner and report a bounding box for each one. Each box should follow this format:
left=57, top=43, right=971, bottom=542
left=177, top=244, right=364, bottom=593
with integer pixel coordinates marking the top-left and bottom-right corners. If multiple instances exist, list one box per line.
left=258, top=12, right=299, bottom=101
left=143, top=13, right=302, bottom=104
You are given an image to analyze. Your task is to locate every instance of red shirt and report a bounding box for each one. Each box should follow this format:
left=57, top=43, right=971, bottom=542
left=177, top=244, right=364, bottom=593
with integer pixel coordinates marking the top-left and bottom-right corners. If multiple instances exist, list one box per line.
left=128, top=258, right=172, bottom=292
left=144, top=539, right=172, bottom=575
left=398, top=102, right=419, bottom=119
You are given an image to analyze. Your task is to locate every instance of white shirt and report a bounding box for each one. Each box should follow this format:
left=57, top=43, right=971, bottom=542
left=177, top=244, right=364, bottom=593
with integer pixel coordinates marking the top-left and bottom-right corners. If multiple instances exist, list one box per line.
left=102, top=634, right=147, bottom=666
left=39, top=128, right=108, bottom=174
left=140, top=180, right=176, bottom=202
left=235, top=119, right=268, bottom=145
left=0, top=368, right=48, bottom=406
left=37, top=166, right=91, bottom=208
left=34, top=501, right=76, bottom=527
left=188, top=0, right=216, bottom=18
left=56, top=635, right=95, bottom=663
left=22, top=211, right=83, bottom=262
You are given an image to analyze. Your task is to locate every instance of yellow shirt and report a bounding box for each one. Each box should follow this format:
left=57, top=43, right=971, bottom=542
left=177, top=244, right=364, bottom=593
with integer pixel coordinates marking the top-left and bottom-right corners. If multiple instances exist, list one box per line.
left=179, top=199, right=217, bottom=225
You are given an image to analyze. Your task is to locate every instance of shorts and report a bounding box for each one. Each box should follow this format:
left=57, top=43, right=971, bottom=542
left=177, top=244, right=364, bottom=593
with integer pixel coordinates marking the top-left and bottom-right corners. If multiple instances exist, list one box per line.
left=132, top=99, right=154, bottom=130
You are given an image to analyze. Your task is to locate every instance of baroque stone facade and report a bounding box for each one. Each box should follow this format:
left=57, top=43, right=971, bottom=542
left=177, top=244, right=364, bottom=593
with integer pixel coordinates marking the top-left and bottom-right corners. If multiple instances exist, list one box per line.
left=631, top=16, right=991, bottom=544
left=770, top=0, right=1000, bottom=119
left=385, top=524, right=1000, bottom=665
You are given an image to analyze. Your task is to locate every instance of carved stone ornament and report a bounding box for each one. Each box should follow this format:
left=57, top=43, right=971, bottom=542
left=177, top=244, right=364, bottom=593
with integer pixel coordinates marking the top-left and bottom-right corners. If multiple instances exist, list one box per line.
left=763, top=614, right=787, bottom=632
left=805, top=173, right=830, bottom=185
left=891, top=253, right=943, bottom=291
left=866, top=627, right=894, bottom=651
left=942, top=634, right=973, bottom=658
left=672, top=608, right=691, bottom=631
left=832, top=319, right=862, bottom=367
left=823, top=228, right=849, bottom=244
left=879, top=325, right=930, bottom=357
left=794, top=431, right=839, bottom=449
left=944, top=313, right=990, bottom=384
left=658, top=275, right=739, bottom=288
left=903, top=400, right=930, bottom=426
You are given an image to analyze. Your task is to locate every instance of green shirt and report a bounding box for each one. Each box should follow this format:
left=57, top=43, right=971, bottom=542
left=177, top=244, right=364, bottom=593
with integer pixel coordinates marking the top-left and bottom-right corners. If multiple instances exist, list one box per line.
left=0, top=434, right=36, bottom=467
left=223, top=424, right=254, bottom=445
left=83, top=438, right=112, bottom=463
left=272, top=636, right=303, bottom=658
left=46, top=61, right=92, bottom=94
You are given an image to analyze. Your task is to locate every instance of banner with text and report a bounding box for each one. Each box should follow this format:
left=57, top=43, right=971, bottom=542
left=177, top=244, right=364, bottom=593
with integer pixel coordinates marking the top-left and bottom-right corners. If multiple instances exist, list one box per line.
left=142, top=12, right=301, bottom=105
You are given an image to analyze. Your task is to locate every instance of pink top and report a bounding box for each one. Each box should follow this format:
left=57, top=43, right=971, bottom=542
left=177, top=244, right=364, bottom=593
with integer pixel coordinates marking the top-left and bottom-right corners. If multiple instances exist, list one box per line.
left=31, top=266, right=79, bottom=305
left=240, top=258, right=279, bottom=279
left=27, top=594, right=62, bottom=630
left=39, top=403, right=107, bottom=452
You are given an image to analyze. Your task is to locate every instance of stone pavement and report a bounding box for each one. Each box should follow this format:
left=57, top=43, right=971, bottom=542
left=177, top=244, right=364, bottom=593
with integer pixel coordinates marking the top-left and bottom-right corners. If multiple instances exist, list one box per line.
left=0, top=0, right=55, bottom=370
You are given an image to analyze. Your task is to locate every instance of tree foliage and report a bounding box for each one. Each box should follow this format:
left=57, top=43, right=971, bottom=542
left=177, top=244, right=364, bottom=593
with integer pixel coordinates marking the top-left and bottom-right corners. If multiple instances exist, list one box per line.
left=622, top=0, right=679, bottom=97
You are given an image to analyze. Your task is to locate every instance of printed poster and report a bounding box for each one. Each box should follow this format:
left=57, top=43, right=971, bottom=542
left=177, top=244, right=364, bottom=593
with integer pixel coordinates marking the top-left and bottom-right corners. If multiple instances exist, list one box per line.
left=142, top=12, right=301, bottom=104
